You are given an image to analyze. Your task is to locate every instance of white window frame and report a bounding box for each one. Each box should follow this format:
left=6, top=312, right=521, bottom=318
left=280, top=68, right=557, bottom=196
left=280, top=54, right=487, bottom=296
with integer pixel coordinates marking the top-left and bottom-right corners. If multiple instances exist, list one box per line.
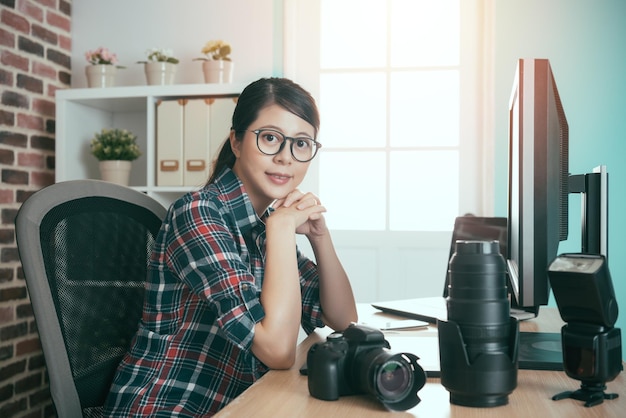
left=283, top=0, right=496, bottom=302
left=284, top=0, right=495, bottom=218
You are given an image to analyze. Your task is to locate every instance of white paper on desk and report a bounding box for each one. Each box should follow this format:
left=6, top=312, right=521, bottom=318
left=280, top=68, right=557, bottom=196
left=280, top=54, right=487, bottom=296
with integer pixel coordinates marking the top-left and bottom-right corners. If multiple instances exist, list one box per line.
left=359, top=318, right=429, bottom=330
left=384, top=333, right=441, bottom=374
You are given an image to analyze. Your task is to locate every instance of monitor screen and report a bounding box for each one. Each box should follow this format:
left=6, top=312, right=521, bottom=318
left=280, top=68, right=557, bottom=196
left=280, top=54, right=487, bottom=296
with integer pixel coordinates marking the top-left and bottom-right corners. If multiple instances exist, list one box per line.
left=507, top=58, right=569, bottom=313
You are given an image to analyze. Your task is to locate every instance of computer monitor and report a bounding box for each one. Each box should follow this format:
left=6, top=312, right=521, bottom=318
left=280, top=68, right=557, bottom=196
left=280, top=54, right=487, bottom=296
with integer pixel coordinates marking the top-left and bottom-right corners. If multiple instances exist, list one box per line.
left=507, top=58, right=569, bottom=317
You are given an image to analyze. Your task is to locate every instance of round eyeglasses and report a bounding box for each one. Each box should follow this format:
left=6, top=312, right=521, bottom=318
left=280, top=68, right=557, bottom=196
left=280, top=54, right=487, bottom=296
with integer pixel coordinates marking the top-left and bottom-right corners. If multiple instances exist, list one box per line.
left=250, top=129, right=321, bottom=162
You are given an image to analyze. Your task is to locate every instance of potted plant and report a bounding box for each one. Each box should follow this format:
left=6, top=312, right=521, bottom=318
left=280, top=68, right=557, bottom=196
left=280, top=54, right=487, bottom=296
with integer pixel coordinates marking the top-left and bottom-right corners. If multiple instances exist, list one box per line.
left=84, top=47, right=124, bottom=88
left=196, top=40, right=232, bottom=61
left=193, top=40, right=233, bottom=83
left=138, top=47, right=179, bottom=85
left=90, top=128, right=141, bottom=186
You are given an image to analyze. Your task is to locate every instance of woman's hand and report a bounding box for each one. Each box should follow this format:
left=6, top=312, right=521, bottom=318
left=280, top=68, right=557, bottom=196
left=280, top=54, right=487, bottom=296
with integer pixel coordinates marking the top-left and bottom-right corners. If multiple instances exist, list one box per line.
left=274, top=191, right=358, bottom=331
left=266, top=189, right=358, bottom=336
left=271, top=190, right=328, bottom=238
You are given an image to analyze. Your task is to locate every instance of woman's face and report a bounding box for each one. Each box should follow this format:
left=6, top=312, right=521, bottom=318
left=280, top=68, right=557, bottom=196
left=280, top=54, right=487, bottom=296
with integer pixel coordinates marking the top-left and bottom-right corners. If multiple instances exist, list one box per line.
left=231, top=104, right=315, bottom=215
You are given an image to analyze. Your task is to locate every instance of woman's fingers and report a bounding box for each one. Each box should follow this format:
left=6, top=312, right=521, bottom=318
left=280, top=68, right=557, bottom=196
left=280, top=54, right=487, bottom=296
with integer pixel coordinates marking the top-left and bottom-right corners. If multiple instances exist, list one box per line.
left=281, top=190, right=321, bottom=210
left=281, top=189, right=304, bottom=208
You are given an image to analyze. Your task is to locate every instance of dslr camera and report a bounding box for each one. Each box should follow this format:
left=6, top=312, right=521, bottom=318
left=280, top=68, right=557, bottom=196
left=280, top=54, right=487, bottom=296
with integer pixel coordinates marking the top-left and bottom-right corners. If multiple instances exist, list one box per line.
left=306, top=324, right=426, bottom=411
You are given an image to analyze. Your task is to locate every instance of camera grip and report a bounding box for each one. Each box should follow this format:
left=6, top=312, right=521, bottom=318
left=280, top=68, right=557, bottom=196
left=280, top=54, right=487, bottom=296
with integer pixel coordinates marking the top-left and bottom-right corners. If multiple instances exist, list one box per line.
left=307, top=342, right=346, bottom=401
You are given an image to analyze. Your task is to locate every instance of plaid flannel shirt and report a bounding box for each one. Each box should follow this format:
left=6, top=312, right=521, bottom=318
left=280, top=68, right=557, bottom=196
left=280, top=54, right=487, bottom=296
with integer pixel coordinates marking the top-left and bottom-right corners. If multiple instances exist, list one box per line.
left=103, top=168, right=324, bottom=417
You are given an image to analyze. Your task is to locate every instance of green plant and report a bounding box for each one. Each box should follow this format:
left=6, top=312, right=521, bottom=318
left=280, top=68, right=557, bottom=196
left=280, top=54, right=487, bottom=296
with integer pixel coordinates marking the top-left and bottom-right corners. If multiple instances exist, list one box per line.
left=90, top=128, right=141, bottom=161
left=137, top=47, right=179, bottom=64
left=194, top=40, right=232, bottom=61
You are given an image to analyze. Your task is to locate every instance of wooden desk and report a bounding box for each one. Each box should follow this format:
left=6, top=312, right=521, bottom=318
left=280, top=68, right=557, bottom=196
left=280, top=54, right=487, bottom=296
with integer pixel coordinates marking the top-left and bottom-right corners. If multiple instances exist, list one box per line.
left=215, top=306, right=625, bottom=417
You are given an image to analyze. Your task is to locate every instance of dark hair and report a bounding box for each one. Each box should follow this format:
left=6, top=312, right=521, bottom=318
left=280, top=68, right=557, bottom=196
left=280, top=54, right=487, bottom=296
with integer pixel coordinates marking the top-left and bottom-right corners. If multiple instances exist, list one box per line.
left=206, top=77, right=320, bottom=185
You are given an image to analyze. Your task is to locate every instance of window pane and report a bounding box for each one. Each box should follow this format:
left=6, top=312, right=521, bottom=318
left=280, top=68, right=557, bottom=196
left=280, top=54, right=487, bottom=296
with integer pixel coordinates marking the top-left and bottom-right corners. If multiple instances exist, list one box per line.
left=320, top=0, right=387, bottom=68
left=390, top=0, right=460, bottom=67
left=320, top=152, right=386, bottom=230
left=390, top=70, right=459, bottom=147
left=389, top=150, right=458, bottom=231
left=320, top=73, right=387, bottom=148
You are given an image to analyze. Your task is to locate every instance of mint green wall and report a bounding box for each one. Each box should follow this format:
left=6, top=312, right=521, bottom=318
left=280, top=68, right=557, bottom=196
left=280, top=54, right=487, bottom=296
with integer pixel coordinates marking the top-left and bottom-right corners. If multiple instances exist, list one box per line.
left=494, top=0, right=626, bottom=351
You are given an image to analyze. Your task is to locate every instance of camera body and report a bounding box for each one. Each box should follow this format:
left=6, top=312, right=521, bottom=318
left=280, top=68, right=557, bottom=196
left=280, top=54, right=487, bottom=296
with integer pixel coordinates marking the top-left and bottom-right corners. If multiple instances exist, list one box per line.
left=307, top=324, right=426, bottom=411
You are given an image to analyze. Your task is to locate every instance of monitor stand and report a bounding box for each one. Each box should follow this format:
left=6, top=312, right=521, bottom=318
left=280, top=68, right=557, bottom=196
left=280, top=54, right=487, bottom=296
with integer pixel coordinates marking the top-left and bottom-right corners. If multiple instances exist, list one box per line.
left=511, top=307, right=537, bottom=321
left=518, top=331, right=563, bottom=371
left=510, top=304, right=563, bottom=370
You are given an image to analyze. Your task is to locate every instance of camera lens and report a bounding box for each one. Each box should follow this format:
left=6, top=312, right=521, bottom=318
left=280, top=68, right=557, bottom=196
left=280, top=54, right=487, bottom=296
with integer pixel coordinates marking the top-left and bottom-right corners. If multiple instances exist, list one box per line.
left=447, top=240, right=510, bottom=362
left=439, top=239, right=518, bottom=407
left=375, top=359, right=412, bottom=399
left=352, top=350, right=424, bottom=410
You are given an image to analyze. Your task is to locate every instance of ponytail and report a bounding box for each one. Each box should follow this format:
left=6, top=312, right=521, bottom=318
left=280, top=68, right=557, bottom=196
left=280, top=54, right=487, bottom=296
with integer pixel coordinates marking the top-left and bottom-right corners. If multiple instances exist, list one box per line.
left=206, top=134, right=237, bottom=185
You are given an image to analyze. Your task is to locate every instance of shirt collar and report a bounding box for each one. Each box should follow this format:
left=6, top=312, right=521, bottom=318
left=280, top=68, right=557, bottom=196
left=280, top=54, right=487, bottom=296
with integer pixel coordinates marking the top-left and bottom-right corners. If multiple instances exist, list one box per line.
left=213, top=168, right=270, bottom=233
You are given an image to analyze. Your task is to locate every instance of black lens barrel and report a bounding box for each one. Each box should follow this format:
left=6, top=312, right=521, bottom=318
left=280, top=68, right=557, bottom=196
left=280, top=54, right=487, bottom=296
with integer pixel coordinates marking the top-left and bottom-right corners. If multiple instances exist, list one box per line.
left=439, top=240, right=519, bottom=407
left=447, top=240, right=511, bottom=362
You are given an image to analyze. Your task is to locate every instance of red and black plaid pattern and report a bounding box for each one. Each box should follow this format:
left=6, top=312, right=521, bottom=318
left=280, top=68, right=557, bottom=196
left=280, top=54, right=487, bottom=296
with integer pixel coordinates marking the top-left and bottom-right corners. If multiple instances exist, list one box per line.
left=103, top=168, right=324, bottom=417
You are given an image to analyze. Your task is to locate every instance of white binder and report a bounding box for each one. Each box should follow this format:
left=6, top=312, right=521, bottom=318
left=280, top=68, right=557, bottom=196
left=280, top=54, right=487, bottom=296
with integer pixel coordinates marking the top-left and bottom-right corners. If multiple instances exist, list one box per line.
left=156, top=100, right=184, bottom=186
left=209, top=97, right=237, bottom=162
left=156, top=96, right=238, bottom=188
left=183, top=99, right=211, bottom=187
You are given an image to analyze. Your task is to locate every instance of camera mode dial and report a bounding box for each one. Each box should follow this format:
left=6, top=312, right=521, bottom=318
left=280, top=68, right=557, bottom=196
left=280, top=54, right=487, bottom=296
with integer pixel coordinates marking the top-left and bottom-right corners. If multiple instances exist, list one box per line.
left=325, top=332, right=348, bottom=353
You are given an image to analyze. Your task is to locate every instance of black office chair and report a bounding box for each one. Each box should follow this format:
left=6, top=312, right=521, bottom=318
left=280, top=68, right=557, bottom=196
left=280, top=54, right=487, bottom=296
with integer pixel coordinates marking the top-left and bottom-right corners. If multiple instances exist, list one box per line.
left=15, top=180, right=166, bottom=418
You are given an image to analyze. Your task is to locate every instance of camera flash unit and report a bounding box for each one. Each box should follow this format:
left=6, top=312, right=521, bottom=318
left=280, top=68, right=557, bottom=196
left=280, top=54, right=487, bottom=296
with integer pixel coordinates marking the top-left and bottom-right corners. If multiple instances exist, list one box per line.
left=548, top=253, right=622, bottom=407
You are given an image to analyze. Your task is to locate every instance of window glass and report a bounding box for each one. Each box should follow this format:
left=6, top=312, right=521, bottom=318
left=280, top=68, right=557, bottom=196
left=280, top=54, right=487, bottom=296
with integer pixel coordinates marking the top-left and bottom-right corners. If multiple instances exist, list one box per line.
left=305, top=0, right=470, bottom=231
left=320, top=152, right=387, bottom=230
left=390, top=0, right=460, bottom=67
left=389, top=150, right=459, bottom=231
left=390, top=70, right=459, bottom=147
left=320, top=73, right=387, bottom=148
left=320, top=0, right=387, bottom=69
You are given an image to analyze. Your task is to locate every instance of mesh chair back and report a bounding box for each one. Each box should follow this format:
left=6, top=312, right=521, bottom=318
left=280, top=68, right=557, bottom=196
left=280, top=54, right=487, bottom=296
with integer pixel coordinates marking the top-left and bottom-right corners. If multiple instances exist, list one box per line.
left=15, top=180, right=166, bottom=418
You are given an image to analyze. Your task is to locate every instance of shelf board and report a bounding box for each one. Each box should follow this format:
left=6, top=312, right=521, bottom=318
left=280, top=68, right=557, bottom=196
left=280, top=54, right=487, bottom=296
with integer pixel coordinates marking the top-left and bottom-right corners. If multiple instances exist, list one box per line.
left=56, top=83, right=245, bottom=113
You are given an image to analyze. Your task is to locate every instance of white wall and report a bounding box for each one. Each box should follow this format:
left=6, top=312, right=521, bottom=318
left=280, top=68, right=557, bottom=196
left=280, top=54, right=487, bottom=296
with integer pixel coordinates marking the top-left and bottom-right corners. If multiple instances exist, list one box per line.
left=71, top=0, right=280, bottom=88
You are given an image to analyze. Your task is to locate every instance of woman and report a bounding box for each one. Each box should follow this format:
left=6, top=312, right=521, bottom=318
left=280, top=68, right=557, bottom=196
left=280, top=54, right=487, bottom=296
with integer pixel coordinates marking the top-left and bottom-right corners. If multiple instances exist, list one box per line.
left=103, top=78, right=358, bottom=417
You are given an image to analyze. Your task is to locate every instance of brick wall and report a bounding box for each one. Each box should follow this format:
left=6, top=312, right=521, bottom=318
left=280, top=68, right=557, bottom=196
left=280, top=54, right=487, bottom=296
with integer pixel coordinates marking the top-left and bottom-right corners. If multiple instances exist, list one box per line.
left=0, top=0, right=72, bottom=417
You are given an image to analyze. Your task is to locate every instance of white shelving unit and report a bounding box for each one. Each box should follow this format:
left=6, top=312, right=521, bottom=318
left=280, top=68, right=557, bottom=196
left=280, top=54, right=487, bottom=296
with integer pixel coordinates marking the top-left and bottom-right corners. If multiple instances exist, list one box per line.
left=55, top=83, right=246, bottom=207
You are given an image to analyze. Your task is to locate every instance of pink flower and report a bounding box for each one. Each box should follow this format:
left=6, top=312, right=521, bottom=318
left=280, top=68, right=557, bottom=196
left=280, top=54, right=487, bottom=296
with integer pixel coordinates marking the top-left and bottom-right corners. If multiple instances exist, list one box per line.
left=85, top=47, right=120, bottom=65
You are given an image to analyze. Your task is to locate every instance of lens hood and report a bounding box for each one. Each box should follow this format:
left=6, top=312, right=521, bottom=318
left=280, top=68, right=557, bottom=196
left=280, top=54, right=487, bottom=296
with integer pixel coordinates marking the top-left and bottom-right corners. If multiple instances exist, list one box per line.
left=376, top=352, right=426, bottom=411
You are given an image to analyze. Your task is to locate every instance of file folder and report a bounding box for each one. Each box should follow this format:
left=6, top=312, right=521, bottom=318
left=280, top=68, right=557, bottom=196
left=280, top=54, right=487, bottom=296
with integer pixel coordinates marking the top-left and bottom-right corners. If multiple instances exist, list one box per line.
left=209, top=97, right=237, bottom=162
left=183, top=99, right=211, bottom=187
left=156, top=100, right=184, bottom=186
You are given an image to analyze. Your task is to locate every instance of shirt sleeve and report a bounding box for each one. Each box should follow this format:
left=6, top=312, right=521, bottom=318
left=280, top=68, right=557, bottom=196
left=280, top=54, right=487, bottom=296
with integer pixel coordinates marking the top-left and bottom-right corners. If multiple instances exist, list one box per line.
left=297, top=248, right=325, bottom=334
left=164, top=196, right=264, bottom=351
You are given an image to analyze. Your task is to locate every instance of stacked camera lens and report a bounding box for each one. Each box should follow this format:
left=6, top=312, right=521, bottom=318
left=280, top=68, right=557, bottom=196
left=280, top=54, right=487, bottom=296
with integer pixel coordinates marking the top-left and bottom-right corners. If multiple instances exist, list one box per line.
left=447, top=240, right=511, bottom=362
left=439, top=240, right=518, bottom=407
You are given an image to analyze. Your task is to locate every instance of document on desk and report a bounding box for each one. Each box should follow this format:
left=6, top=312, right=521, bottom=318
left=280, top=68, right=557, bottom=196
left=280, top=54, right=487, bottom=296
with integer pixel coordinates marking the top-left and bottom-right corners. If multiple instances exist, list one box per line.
left=359, top=318, right=429, bottom=330
left=383, top=332, right=442, bottom=377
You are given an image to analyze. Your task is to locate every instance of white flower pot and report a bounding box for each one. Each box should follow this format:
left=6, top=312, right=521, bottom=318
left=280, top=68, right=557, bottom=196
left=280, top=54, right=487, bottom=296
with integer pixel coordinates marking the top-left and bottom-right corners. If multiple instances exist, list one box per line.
left=144, top=62, right=177, bottom=85
left=85, top=64, right=117, bottom=88
left=99, top=160, right=132, bottom=186
left=202, top=60, right=233, bottom=83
